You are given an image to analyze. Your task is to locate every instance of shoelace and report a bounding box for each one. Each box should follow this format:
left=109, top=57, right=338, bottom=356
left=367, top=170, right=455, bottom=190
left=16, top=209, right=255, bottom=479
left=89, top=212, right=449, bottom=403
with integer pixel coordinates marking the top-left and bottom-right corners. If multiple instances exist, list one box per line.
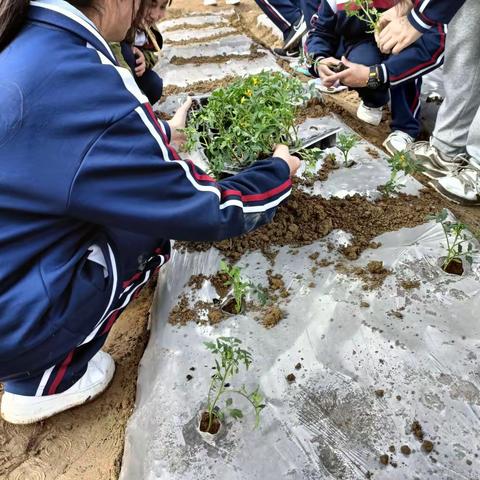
left=450, top=164, right=480, bottom=194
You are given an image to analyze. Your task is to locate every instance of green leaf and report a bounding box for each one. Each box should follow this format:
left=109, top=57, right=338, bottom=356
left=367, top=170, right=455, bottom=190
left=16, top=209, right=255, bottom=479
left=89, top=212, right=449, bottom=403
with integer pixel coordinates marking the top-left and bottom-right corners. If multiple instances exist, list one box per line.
left=229, top=408, right=244, bottom=419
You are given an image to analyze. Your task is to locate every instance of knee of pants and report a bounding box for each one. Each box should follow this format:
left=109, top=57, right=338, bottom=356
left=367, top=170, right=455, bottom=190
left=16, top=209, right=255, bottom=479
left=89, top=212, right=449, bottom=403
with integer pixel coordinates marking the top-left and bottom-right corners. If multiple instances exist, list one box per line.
left=357, top=87, right=389, bottom=108
left=346, top=40, right=385, bottom=67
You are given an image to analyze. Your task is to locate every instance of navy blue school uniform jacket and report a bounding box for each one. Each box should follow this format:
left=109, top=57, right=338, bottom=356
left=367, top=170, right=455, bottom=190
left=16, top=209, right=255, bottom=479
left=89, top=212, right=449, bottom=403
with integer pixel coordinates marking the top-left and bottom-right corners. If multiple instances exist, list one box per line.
left=306, top=0, right=446, bottom=86
left=408, top=0, right=466, bottom=33
left=0, top=1, right=292, bottom=378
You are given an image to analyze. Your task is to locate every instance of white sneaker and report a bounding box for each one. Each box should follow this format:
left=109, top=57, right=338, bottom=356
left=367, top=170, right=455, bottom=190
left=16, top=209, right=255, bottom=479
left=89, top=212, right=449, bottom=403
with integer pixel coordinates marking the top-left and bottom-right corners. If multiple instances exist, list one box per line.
left=203, top=0, right=217, bottom=5
left=357, top=101, right=383, bottom=126
left=383, top=131, right=414, bottom=155
left=430, top=163, right=480, bottom=205
left=1, top=351, right=115, bottom=424
left=225, top=0, right=240, bottom=4
left=408, top=138, right=469, bottom=179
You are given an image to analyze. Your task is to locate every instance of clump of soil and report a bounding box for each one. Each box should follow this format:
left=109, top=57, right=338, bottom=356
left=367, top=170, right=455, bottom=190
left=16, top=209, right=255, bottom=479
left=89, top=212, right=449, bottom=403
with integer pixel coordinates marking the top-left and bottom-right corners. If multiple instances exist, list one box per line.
left=298, top=153, right=340, bottom=187
left=422, top=440, right=434, bottom=453
left=187, top=273, right=208, bottom=290
left=400, top=279, right=421, bottom=290
left=221, top=296, right=243, bottom=315
left=379, top=454, right=389, bottom=465
left=176, top=187, right=440, bottom=262
left=295, top=362, right=302, bottom=370
left=210, top=271, right=230, bottom=298
left=366, top=146, right=380, bottom=159
left=262, top=305, right=285, bottom=328
left=169, top=294, right=197, bottom=325
left=400, top=445, right=412, bottom=455
left=411, top=420, right=424, bottom=441
left=442, top=258, right=464, bottom=276
left=375, top=389, right=384, bottom=397
left=267, top=270, right=285, bottom=290
left=155, top=110, right=173, bottom=121
left=208, top=308, right=225, bottom=324
left=286, top=373, right=296, bottom=383
left=166, top=29, right=237, bottom=46
left=170, top=45, right=266, bottom=66
left=336, top=260, right=391, bottom=290
left=199, top=411, right=221, bottom=434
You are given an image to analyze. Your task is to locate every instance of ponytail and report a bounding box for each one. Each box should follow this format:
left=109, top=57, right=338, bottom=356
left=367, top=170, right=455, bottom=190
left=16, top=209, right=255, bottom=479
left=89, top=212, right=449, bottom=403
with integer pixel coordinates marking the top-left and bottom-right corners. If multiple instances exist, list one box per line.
left=0, top=0, right=30, bottom=52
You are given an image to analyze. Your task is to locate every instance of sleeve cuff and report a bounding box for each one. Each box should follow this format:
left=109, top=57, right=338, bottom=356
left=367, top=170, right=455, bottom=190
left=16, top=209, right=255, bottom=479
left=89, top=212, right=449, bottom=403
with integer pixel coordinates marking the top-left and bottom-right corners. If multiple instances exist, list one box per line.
left=407, top=10, right=433, bottom=33
left=161, top=120, right=171, bottom=142
left=270, top=156, right=292, bottom=180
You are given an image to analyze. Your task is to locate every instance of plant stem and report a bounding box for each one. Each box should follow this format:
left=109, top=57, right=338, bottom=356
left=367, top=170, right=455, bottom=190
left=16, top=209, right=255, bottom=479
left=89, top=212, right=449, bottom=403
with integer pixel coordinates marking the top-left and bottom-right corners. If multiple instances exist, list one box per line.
left=207, top=361, right=233, bottom=432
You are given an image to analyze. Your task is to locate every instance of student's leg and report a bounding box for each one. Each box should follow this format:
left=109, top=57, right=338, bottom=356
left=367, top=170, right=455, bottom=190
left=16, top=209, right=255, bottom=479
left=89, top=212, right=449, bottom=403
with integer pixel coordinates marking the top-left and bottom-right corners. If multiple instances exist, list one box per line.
left=300, top=0, right=320, bottom=28
left=466, top=106, right=480, bottom=166
left=137, top=70, right=164, bottom=106
left=431, top=0, right=480, bottom=157
left=390, top=78, right=422, bottom=139
left=254, top=0, right=302, bottom=36
left=346, top=41, right=389, bottom=108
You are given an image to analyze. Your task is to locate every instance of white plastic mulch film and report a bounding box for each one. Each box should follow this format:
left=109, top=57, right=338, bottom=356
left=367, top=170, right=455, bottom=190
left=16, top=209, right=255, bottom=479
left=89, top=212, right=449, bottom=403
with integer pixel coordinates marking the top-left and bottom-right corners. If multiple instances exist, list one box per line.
left=121, top=12, right=480, bottom=480
left=120, top=122, right=480, bottom=480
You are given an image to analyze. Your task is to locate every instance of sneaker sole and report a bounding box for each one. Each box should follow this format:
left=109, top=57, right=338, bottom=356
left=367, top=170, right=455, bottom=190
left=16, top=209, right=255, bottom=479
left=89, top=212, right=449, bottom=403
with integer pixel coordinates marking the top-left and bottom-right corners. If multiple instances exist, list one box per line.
left=283, top=22, right=307, bottom=51
left=428, top=179, right=480, bottom=206
left=1, top=364, right=115, bottom=424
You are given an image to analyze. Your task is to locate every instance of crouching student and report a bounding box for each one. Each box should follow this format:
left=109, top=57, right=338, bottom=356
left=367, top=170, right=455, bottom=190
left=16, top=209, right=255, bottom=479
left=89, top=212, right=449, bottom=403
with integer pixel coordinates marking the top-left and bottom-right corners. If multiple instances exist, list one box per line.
left=0, top=0, right=300, bottom=424
left=305, top=0, right=446, bottom=155
left=112, top=0, right=167, bottom=105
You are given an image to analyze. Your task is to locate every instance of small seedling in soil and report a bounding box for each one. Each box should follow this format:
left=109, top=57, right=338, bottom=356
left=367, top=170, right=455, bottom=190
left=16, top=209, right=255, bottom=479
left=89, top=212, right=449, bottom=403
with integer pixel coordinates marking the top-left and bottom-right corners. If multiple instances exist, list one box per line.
left=248, top=282, right=270, bottom=306
left=381, top=150, right=424, bottom=196
left=430, top=209, right=476, bottom=275
left=220, top=261, right=250, bottom=313
left=345, top=0, right=381, bottom=33
left=202, top=337, right=266, bottom=434
left=297, top=147, right=323, bottom=178
left=336, top=133, right=359, bottom=167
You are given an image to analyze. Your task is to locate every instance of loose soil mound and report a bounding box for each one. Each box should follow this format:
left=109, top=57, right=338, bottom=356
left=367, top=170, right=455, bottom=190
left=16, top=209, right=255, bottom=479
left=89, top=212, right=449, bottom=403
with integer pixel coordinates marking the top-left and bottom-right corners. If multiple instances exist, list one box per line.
left=177, top=185, right=440, bottom=261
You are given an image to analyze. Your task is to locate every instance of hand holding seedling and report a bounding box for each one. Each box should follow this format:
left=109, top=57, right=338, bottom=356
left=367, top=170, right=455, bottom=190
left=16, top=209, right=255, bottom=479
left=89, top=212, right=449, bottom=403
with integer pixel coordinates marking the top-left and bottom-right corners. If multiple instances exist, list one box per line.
left=315, top=57, right=342, bottom=81
left=273, top=145, right=301, bottom=176
left=324, top=57, right=370, bottom=88
left=167, top=97, right=193, bottom=149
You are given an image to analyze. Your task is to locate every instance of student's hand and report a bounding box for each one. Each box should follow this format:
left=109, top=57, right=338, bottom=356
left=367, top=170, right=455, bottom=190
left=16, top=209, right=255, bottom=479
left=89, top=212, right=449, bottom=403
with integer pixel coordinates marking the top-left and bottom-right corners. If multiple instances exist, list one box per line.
left=377, top=3, right=413, bottom=32
left=167, top=97, right=193, bottom=148
left=133, top=47, right=147, bottom=77
left=273, top=144, right=301, bottom=177
left=377, top=16, right=422, bottom=54
left=324, top=57, right=369, bottom=88
left=315, top=57, right=341, bottom=82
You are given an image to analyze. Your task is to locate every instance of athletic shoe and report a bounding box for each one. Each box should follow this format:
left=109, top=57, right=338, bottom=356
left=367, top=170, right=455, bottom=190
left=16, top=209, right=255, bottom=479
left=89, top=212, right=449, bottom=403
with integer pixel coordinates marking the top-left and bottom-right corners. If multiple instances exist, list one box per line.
left=272, top=47, right=300, bottom=59
left=357, top=101, right=383, bottom=126
left=1, top=351, right=115, bottom=424
left=429, top=163, right=480, bottom=205
left=203, top=0, right=217, bottom=5
left=383, top=131, right=414, bottom=156
left=225, top=0, right=240, bottom=4
left=407, top=138, right=469, bottom=179
left=283, top=15, right=307, bottom=51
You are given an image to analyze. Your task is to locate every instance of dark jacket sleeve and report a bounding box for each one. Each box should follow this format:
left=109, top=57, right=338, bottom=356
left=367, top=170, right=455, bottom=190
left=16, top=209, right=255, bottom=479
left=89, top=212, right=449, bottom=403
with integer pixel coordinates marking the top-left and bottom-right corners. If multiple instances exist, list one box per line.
left=305, top=0, right=339, bottom=75
left=67, top=106, right=292, bottom=242
left=407, top=0, right=466, bottom=32
left=381, top=22, right=446, bottom=86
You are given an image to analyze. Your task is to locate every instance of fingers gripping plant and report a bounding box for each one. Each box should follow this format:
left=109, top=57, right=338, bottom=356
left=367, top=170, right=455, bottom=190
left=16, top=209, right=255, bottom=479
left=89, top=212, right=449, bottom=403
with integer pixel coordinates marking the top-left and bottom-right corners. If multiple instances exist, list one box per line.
left=337, top=133, right=359, bottom=167
left=382, top=151, right=424, bottom=196
left=185, top=72, right=306, bottom=178
left=345, top=0, right=381, bottom=33
left=220, top=261, right=250, bottom=313
left=431, top=209, right=476, bottom=272
left=204, top=337, right=266, bottom=432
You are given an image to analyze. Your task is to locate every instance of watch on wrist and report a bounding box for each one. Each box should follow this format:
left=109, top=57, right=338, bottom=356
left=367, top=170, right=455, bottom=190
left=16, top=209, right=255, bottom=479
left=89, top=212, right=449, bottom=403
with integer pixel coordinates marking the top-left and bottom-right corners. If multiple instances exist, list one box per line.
left=366, top=65, right=381, bottom=89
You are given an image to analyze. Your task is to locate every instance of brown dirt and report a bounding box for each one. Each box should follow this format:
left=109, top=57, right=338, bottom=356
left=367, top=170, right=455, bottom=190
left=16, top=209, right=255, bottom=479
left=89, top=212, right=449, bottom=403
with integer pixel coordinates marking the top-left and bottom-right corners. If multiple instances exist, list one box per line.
left=286, top=373, right=296, bottom=383
left=199, top=411, right=221, bottom=434
left=177, top=187, right=443, bottom=262
left=422, top=440, right=434, bottom=453
left=0, top=284, right=153, bottom=480
left=210, top=271, right=230, bottom=298
left=401, top=445, right=412, bottom=455
left=400, top=279, right=421, bottom=290
left=161, top=20, right=230, bottom=33
left=411, top=420, right=424, bottom=441
left=443, top=258, right=464, bottom=275
left=163, top=74, right=240, bottom=97
left=168, top=294, right=226, bottom=326
left=379, top=454, right=389, bottom=465
left=169, top=45, right=266, bottom=66
left=262, top=305, right=285, bottom=328
left=165, top=30, right=238, bottom=46
left=187, top=273, right=209, bottom=290
left=336, top=260, right=391, bottom=290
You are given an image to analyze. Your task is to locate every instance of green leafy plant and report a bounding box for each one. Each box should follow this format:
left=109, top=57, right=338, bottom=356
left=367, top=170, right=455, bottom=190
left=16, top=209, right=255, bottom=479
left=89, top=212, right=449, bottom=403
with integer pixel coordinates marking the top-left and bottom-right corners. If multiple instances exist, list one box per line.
left=185, top=72, right=306, bottom=178
left=337, top=133, right=359, bottom=167
left=248, top=282, right=270, bottom=306
left=382, top=151, right=424, bottom=196
left=204, top=337, right=266, bottom=432
left=220, top=261, right=250, bottom=313
left=345, top=0, right=381, bottom=33
left=297, top=147, right=323, bottom=178
left=430, top=209, right=477, bottom=272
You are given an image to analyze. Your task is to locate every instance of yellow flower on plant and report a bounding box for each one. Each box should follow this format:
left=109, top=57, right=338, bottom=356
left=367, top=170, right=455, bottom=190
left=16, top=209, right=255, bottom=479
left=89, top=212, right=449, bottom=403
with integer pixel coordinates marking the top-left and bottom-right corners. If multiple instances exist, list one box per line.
left=252, top=77, right=259, bottom=86
left=246, top=89, right=253, bottom=97
left=240, top=97, right=246, bottom=104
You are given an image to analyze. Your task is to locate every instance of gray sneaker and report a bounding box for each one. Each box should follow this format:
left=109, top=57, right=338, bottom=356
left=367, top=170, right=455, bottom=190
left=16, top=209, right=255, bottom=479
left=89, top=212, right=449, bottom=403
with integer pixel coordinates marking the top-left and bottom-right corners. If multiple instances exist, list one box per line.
left=429, top=163, right=480, bottom=205
left=407, top=139, right=469, bottom=179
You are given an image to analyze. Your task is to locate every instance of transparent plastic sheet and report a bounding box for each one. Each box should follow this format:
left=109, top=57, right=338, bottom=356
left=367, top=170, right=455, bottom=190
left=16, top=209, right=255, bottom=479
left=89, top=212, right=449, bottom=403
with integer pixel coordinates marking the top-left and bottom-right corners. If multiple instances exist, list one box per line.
left=120, top=218, right=480, bottom=480
left=121, top=118, right=480, bottom=478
